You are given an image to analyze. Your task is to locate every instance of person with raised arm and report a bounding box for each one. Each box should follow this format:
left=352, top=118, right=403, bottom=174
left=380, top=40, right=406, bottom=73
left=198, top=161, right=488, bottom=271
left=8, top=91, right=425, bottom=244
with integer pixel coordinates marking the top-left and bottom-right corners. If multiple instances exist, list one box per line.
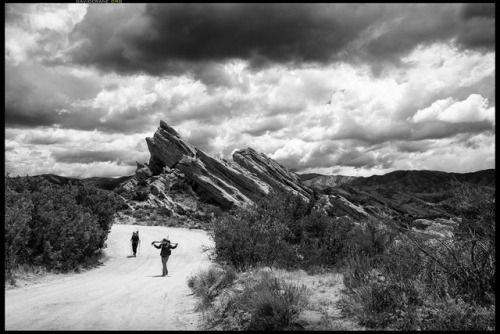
left=151, top=238, right=178, bottom=276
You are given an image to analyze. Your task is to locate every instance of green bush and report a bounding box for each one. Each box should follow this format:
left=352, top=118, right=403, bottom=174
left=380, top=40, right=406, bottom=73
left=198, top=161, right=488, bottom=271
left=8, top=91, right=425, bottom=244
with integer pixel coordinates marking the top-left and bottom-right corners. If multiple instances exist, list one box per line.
left=418, top=299, right=495, bottom=331
left=210, top=209, right=289, bottom=270
left=5, top=176, right=121, bottom=277
left=187, top=265, right=237, bottom=309
left=132, top=189, right=149, bottom=201
left=210, top=190, right=358, bottom=270
left=196, top=268, right=307, bottom=330
left=243, top=274, right=307, bottom=331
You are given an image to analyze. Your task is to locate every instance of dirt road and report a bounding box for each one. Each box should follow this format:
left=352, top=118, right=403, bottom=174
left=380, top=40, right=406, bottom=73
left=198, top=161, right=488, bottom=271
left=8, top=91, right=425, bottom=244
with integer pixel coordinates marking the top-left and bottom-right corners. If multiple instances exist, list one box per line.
left=5, top=224, right=213, bottom=330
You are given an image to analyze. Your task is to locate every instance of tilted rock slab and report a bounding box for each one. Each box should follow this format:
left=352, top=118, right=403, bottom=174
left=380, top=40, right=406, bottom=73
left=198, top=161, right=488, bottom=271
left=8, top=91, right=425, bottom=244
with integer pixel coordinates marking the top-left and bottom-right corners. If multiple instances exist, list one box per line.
left=144, top=120, right=313, bottom=210
left=316, top=194, right=369, bottom=221
left=233, top=147, right=314, bottom=203
left=146, top=120, right=197, bottom=173
left=176, top=149, right=272, bottom=210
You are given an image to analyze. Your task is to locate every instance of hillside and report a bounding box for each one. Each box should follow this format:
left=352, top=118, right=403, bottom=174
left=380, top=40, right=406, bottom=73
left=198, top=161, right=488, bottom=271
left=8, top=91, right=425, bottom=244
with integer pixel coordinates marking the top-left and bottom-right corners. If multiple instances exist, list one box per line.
left=299, top=169, right=495, bottom=222
left=298, top=169, right=495, bottom=192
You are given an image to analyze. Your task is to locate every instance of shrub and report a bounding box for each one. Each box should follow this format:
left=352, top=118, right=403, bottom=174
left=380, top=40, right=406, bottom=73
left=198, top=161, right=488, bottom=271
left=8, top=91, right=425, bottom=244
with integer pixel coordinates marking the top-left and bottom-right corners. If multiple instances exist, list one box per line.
left=210, top=190, right=358, bottom=270
left=187, top=265, right=237, bottom=309
left=210, top=209, right=288, bottom=270
left=418, top=299, right=495, bottom=331
left=196, top=268, right=307, bottom=330
left=5, top=175, right=121, bottom=278
left=132, top=189, right=149, bottom=201
left=243, top=274, right=307, bottom=331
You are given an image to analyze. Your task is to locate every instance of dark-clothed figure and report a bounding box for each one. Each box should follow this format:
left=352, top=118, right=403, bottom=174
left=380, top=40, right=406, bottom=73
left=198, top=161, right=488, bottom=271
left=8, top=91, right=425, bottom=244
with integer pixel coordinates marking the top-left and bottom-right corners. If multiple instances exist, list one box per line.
left=152, top=238, right=178, bottom=276
left=131, top=231, right=140, bottom=257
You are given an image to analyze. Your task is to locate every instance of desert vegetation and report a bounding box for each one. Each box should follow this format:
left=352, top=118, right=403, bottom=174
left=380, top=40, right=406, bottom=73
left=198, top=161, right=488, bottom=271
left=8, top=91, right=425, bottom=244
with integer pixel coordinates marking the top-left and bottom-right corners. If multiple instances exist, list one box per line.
left=5, top=175, right=123, bottom=285
left=188, top=182, right=495, bottom=330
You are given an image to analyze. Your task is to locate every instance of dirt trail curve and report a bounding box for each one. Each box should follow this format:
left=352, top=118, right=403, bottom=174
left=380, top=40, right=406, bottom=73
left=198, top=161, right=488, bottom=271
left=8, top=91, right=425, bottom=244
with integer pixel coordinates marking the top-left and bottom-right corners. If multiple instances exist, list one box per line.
left=5, top=224, right=213, bottom=330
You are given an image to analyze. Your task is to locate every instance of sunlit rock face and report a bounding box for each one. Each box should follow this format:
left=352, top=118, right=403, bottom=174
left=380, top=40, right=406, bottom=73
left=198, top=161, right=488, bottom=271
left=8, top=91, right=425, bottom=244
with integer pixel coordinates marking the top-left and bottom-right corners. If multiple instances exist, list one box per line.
left=233, top=147, right=314, bottom=203
left=143, top=120, right=313, bottom=210
left=146, top=120, right=197, bottom=173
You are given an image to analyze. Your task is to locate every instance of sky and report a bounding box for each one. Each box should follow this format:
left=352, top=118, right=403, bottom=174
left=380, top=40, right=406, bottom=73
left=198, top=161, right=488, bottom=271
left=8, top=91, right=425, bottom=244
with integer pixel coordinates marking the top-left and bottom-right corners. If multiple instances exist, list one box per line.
left=4, top=3, right=495, bottom=178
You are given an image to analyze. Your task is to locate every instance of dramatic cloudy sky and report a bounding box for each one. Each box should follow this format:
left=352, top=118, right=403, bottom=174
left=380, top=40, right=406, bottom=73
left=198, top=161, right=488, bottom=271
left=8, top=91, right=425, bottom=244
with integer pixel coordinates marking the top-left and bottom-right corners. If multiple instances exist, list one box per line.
left=5, top=3, right=495, bottom=178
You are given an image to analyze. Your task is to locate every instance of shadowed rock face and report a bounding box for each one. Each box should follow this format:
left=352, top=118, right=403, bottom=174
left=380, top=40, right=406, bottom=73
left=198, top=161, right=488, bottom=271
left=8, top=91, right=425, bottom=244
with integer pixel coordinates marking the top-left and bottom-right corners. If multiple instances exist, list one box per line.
left=144, top=120, right=311, bottom=210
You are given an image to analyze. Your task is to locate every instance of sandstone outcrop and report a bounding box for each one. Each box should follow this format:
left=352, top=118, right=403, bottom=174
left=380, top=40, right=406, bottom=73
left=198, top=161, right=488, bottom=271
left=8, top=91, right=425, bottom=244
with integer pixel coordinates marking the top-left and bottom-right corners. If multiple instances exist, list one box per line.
left=233, top=148, right=314, bottom=203
left=146, top=120, right=197, bottom=173
left=315, top=194, right=369, bottom=221
left=142, top=120, right=313, bottom=210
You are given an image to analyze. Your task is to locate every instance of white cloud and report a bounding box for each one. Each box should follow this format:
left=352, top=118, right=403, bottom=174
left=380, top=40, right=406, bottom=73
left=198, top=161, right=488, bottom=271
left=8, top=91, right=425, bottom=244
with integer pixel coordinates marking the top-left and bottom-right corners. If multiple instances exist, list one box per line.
left=5, top=4, right=87, bottom=66
left=5, top=127, right=149, bottom=178
left=413, top=94, right=495, bottom=123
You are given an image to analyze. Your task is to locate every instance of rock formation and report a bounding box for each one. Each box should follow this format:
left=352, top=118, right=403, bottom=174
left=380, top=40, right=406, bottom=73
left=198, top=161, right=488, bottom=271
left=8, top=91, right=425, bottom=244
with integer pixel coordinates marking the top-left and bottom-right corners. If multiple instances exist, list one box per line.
left=146, top=120, right=197, bottom=173
left=233, top=148, right=314, bottom=203
left=140, top=120, right=313, bottom=210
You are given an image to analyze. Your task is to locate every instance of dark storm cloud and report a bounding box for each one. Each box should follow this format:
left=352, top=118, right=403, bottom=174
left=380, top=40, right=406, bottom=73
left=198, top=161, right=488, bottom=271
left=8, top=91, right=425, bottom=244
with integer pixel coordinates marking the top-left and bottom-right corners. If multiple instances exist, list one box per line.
left=69, top=3, right=377, bottom=75
left=455, top=3, right=495, bottom=51
left=51, top=149, right=131, bottom=164
left=461, top=3, right=495, bottom=20
left=361, top=4, right=461, bottom=65
left=65, top=3, right=493, bottom=79
left=4, top=64, right=102, bottom=129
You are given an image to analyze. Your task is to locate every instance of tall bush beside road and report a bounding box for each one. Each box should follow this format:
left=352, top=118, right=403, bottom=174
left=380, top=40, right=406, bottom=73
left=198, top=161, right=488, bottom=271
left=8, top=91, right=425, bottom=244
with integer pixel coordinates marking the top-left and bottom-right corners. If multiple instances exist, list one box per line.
left=5, top=175, right=122, bottom=278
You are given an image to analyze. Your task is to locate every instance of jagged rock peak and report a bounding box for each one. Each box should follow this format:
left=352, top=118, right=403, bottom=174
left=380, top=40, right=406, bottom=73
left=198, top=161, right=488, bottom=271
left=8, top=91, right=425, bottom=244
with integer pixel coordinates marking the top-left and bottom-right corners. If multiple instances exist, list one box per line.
left=159, top=120, right=180, bottom=137
left=146, top=121, right=197, bottom=173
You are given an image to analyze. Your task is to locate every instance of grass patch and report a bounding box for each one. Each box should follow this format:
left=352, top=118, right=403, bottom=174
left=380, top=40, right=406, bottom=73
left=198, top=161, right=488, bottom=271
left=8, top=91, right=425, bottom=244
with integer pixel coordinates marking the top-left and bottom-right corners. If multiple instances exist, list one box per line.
left=188, top=266, right=308, bottom=330
left=187, top=265, right=237, bottom=310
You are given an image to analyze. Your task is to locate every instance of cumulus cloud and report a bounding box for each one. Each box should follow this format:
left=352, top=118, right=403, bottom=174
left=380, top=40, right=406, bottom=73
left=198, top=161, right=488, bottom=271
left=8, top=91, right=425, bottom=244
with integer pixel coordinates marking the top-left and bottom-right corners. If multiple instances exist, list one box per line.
left=5, top=127, right=150, bottom=178
left=413, top=94, right=495, bottom=124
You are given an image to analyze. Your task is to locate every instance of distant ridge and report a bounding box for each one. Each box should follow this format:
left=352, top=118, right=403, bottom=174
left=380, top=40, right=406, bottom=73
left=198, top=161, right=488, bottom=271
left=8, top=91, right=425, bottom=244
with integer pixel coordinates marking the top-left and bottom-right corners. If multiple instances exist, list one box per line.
left=26, top=174, right=135, bottom=191
left=349, top=169, right=495, bottom=193
left=299, top=169, right=495, bottom=192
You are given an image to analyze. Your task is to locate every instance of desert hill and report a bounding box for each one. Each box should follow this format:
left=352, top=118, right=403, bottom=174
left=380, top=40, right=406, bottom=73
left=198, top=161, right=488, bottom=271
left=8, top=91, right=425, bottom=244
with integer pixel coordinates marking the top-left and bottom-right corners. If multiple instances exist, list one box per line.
left=299, top=169, right=495, bottom=192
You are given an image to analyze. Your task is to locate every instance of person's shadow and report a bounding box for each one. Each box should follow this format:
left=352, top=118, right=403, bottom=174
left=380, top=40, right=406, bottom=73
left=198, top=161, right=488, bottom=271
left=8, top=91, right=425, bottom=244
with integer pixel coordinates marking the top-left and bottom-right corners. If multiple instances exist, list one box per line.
left=126, top=255, right=136, bottom=258
left=148, top=275, right=167, bottom=278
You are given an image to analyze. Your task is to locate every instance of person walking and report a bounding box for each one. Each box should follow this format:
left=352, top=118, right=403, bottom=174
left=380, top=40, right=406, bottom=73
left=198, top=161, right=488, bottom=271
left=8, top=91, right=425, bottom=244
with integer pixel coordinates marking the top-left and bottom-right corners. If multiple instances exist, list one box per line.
left=152, top=238, right=178, bottom=276
left=130, top=231, right=140, bottom=257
